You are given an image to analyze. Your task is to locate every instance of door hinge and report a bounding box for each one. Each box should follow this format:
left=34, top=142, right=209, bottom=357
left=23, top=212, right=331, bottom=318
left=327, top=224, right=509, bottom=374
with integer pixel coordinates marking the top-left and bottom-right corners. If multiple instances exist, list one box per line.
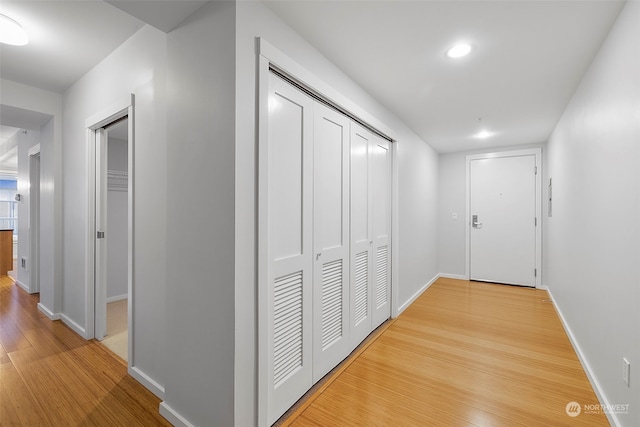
left=534, top=268, right=537, bottom=277
left=97, top=231, right=105, bottom=239
left=534, top=166, right=538, bottom=175
left=535, top=217, right=537, bottom=227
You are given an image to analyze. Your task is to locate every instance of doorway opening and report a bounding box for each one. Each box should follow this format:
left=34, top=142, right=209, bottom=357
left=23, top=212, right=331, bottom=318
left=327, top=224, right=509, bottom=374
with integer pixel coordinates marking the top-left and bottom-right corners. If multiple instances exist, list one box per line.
left=29, top=148, right=41, bottom=293
left=101, top=117, right=129, bottom=361
left=86, top=99, right=133, bottom=366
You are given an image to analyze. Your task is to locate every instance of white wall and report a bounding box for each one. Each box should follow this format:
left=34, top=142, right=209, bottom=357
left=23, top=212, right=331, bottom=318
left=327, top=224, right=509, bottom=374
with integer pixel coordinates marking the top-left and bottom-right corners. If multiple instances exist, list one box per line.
left=162, top=2, right=236, bottom=426
left=61, top=25, right=168, bottom=393
left=0, top=79, right=62, bottom=319
left=438, top=143, right=547, bottom=279
left=106, top=137, right=128, bottom=300
left=235, top=2, right=439, bottom=425
left=546, top=2, right=639, bottom=426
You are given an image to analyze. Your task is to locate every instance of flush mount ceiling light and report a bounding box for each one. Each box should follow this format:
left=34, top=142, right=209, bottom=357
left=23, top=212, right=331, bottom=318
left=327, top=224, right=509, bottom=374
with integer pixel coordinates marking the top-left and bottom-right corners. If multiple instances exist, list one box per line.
left=0, top=13, right=29, bottom=46
left=446, top=42, right=471, bottom=59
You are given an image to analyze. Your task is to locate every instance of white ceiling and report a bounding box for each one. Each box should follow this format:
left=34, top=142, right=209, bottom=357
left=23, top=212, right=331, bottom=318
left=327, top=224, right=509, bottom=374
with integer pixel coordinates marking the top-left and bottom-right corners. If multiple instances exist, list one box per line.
left=0, top=1, right=144, bottom=93
left=264, top=0, right=625, bottom=153
left=0, top=1, right=626, bottom=153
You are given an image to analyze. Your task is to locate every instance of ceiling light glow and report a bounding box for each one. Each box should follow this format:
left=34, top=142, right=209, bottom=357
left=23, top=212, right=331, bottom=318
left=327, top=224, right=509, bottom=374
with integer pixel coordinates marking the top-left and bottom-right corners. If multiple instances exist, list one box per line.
left=446, top=43, right=471, bottom=59
left=0, top=14, right=29, bottom=46
left=474, top=130, right=493, bottom=139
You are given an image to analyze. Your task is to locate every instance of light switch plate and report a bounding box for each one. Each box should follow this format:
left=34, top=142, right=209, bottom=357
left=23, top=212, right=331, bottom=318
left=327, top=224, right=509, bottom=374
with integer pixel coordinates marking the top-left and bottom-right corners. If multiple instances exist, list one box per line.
left=623, top=357, right=630, bottom=386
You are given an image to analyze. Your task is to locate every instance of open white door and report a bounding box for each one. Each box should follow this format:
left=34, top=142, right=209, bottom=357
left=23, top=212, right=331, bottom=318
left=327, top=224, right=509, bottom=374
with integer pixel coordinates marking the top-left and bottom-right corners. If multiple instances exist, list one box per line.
left=94, top=128, right=108, bottom=340
left=468, top=152, right=539, bottom=287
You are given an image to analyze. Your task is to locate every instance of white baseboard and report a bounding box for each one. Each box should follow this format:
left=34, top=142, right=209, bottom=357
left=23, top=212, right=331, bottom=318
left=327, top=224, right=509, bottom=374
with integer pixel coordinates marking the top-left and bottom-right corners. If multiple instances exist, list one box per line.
left=397, top=274, right=439, bottom=315
left=61, top=314, right=88, bottom=339
left=159, top=402, right=194, bottom=427
left=15, top=280, right=29, bottom=292
left=107, top=293, right=128, bottom=303
left=438, top=273, right=468, bottom=280
left=130, top=366, right=165, bottom=399
left=546, top=287, right=621, bottom=427
left=37, top=303, right=61, bottom=320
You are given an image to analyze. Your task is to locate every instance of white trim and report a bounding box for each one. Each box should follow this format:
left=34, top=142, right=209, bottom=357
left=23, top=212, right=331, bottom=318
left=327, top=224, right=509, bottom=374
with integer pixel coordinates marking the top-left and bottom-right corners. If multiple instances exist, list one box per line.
left=14, top=280, right=29, bottom=292
left=126, top=100, right=135, bottom=368
left=37, top=302, right=60, bottom=320
left=85, top=95, right=135, bottom=368
left=85, top=96, right=132, bottom=130
left=438, top=273, right=468, bottom=281
left=129, top=366, right=164, bottom=399
left=86, top=127, right=96, bottom=340
left=61, top=314, right=88, bottom=339
left=465, top=148, right=543, bottom=288
left=27, top=144, right=41, bottom=157
left=159, top=402, right=194, bottom=427
left=546, top=287, right=620, bottom=427
left=106, top=293, right=128, bottom=303
left=390, top=139, right=400, bottom=319
left=257, top=53, right=269, bottom=427
left=397, top=274, right=439, bottom=315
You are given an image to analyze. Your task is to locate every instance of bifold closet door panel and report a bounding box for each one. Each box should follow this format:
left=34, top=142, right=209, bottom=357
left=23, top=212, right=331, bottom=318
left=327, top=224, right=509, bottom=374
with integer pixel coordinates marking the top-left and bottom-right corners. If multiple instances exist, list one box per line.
left=312, top=104, right=351, bottom=382
left=349, top=124, right=373, bottom=349
left=266, top=74, right=314, bottom=424
left=371, top=136, right=392, bottom=329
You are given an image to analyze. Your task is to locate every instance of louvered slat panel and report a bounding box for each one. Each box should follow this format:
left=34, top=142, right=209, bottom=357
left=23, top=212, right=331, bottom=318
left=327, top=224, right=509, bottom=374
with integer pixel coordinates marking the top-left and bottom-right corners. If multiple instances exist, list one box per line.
left=321, top=260, right=343, bottom=349
left=376, top=246, right=388, bottom=308
left=273, top=271, right=303, bottom=387
left=354, top=251, right=368, bottom=325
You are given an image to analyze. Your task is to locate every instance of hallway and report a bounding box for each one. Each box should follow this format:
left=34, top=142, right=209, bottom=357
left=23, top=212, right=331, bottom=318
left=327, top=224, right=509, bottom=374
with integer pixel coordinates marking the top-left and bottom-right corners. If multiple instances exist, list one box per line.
left=0, top=275, right=169, bottom=426
left=281, top=278, right=609, bottom=426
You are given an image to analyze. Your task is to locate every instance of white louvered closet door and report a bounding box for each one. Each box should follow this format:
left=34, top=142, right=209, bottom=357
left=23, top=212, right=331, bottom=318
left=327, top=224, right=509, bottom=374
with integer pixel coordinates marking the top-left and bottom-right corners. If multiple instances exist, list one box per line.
left=312, top=104, right=351, bottom=382
left=349, top=124, right=373, bottom=348
left=371, top=136, right=392, bottom=329
left=266, top=74, right=314, bottom=424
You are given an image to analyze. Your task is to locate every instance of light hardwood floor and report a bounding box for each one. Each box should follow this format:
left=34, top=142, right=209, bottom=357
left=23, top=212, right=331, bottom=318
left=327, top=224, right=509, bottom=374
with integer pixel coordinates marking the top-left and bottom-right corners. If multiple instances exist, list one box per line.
left=0, top=275, right=170, bottom=426
left=281, top=277, right=609, bottom=426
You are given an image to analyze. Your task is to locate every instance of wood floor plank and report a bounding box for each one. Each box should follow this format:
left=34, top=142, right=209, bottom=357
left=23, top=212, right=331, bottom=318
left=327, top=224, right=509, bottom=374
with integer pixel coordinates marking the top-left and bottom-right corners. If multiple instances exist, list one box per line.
left=0, top=276, right=170, bottom=426
left=283, top=278, right=609, bottom=426
left=0, top=363, right=48, bottom=426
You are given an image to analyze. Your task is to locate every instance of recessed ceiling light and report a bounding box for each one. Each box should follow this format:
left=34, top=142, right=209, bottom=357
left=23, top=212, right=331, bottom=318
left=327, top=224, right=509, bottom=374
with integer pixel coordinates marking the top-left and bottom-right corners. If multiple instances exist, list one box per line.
left=446, top=43, right=472, bottom=59
left=474, top=130, right=493, bottom=139
left=0, top=14, right=29, bottom=46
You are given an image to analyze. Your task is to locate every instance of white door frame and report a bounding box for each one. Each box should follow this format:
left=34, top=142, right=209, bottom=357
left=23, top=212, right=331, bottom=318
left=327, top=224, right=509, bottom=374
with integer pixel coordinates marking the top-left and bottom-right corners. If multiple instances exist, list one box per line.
left=28, top=145, right=41, bottom=293
left=85, top=95, right=134, bottom=367
left=465, top=148, right=542, bottom=288
left=257, top=38, right=398, bottom=427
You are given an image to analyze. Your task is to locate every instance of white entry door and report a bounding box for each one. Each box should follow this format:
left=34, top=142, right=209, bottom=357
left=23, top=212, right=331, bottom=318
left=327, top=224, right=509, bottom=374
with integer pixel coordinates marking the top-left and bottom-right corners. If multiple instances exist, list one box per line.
left=469, top=153, right=538, bottom=287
